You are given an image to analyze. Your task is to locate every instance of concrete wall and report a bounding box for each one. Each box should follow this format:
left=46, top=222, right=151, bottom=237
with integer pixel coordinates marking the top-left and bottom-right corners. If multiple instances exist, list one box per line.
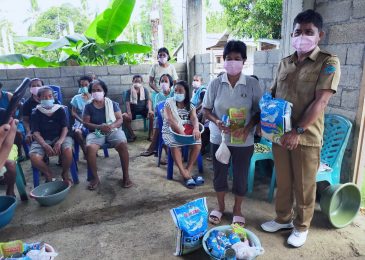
left=253, top=0, right=365, bottom=181
left=0, top=63, right=187, bottom=105
left=194, top=53, right=213, bottom=84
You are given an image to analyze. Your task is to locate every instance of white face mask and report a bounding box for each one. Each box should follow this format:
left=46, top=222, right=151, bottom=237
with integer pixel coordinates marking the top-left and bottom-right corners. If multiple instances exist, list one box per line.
left=160, top=82, right=170, bottom=92
left=133, top=83, right=142, bottom=88
left=192, top=81, right=201, bottom=89
left=158, top=57, right=168, bottom=64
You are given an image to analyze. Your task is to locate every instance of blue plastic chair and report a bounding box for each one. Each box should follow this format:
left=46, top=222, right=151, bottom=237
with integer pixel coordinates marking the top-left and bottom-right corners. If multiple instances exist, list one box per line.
left=48, top=85, right=63, bottom=104
left=268, top=114, right=352, bottom=202
left=247, top=138, right=276, bottom=202
left=155, top=101, right=203, bottom=179
left=121, top=90, right=148, bottom=132
left=31, top=106, right=79, bottom=187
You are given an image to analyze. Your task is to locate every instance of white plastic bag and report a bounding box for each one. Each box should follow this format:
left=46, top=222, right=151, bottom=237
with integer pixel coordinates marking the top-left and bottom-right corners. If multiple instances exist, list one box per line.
left=215, top=132, right=231, bottom=164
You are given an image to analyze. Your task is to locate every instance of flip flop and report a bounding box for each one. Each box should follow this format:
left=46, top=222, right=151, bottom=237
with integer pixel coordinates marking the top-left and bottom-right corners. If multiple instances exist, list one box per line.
left=209, top=210, right=223, bottom=225
left=119, top=179, right=134, bottom=188
left=185, top=178, right=196, bottom=189
left=193, top=175, right=204, bottom=186
left=232, top=216, right=246, bottom=227
left=160, top=158, right=167, bottom=165
left=87, top=181, right=100, bottom=191
left=140, top=150, right=155, bottom=157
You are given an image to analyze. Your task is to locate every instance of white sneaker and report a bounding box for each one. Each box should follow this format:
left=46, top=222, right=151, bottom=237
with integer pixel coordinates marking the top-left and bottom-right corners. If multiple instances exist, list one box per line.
left=261, top=220, right=294, bottom=232
left=287, top=229, right=308, bottom=247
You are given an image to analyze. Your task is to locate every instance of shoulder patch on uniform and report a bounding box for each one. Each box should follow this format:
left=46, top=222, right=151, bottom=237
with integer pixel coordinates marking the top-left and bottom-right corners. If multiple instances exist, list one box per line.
left=323, top=64, right=336, bottom=74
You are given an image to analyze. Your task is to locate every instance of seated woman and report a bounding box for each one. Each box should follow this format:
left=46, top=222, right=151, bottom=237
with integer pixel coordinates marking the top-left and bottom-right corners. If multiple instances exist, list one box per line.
left=83, top=80, right=132, bottom=190
left=70, top=76, right=93, bottom=158
left=29, top=87, right=73, bottom=184
left=122, top=75, right=154, bottom=141
left=140, top=73, right=174, bottom=157
left=162, top=80, right=203, bottom=188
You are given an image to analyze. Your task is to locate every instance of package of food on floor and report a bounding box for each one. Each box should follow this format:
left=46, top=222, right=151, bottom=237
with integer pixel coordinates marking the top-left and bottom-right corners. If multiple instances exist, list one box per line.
left=259, top=93, right=292, bottom=144
left=0, top=240, right=58, bottom=260
left=228, top=108, right=246, bottom=144
left=170, top=197, right=209, bottom=256
left=203, top=225, right=264, bottom=260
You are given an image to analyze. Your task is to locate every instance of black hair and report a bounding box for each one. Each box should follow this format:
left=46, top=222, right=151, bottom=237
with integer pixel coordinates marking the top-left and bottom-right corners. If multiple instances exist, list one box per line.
left=193, top=75, right=203, bottom=82
left=175, top=80, right=190, bottom=111
left=132, top=74, right=143, bottom=82
left=30, top=78, right=44, bottom=87
left=159, top=74, right=174, bottom=87
left=37, top=86, right=54, bottom=98
left=293, top=9, right=323, bottom=31
left=78, top=76, right=93, bottom=87
left=223, top=40, right=247, bottom=60
left=0, top=82, right=2, bottom=89
left=88, top=79, right=108, bottom=97
left=158, top=47, right=171, bottom=61
left=250, top=75, right=259, bottom=81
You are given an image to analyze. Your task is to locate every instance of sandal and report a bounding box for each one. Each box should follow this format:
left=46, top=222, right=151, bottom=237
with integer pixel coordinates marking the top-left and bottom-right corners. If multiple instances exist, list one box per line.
left=209, top=210, right=223, bottom=225
left=140, top=150, right=155, bottom=157
left=232, top=216, right=246, bottom=227
left=119, top=179, right=134, bottom=188
left=184, top=178, right=196, bottom=189
left=87, top=181, right=100, bottom=190
left=193, top=175, right=204, bottom=186
left=160, top=158, right=167, bottom=165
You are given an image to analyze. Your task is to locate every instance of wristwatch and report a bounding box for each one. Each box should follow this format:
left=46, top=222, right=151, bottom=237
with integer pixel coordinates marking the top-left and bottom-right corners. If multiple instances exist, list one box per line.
left=295, top=126, right=305, bottom=135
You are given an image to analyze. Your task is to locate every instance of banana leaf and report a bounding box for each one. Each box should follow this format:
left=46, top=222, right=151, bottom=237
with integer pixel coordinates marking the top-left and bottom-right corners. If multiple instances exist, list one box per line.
left=0, top=54, right=58, bottom=67
left=14, top=36, right=53, bottom=47
left=85, top=0, right=135, bottom=43
left=103, top=41, right=152, bottom=55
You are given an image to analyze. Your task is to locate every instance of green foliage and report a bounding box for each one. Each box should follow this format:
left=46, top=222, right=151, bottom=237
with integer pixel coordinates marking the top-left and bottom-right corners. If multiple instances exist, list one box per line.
left=0, top=0, right=151, bottom=67
left=220, top=0, right=282, bottom=39
left=137, top=0, right=183, bottom=54
left=206, top=11, right=228, bottom=33
left=28, top=4, right=90, bottom=39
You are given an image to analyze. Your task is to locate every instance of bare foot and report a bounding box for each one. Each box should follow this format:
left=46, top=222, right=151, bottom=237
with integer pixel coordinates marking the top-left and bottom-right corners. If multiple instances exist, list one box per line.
left=87, top=179, right=100, bottom=190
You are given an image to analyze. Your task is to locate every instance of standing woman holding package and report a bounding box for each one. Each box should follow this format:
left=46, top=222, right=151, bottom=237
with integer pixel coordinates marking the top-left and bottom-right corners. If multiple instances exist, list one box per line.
left=203, top=40, right=263, bottom=226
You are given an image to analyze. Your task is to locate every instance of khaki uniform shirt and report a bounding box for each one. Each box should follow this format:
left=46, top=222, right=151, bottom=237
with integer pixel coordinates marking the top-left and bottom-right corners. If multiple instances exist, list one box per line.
left=271, top=46, right=341, bottom=147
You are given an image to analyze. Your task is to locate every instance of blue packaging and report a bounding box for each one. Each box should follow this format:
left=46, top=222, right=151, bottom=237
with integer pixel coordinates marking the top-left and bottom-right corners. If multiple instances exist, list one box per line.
left=259, top=93, right=292, bottom=144
left=170, top=197, right=208, bottom=256
left=228, top=232, right=241, bottom=245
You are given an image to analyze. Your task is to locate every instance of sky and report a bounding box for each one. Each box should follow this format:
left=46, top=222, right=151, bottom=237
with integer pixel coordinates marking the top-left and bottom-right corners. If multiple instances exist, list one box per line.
left=0, top=0, right=223, bottom=36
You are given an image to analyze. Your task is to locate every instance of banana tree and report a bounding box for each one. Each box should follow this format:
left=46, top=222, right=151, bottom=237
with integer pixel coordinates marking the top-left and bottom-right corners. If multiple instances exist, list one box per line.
left=0, top=0, right=151, bottom=67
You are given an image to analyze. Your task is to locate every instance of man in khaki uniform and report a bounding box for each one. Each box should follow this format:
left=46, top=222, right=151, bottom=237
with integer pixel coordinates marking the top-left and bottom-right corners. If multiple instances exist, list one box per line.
left=261, top=9, right=340, bottom=247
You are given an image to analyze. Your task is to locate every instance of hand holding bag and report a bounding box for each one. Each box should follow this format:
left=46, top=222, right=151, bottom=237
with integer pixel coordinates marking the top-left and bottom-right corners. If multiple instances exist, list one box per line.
left=215, top=132, right=231, bottom=164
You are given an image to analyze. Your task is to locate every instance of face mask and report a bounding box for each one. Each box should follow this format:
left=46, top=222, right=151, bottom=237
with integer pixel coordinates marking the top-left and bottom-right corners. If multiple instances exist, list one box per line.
left=160, top=82, right=170, bottom=92
left=79, top=87, right=89, bottom=94
left=174, top=93, right=185, bottom=102
left=30, top=87, right=42, bottom=96
left=40, top=99, right=54, bottom=109
left=291, top=35, right=317, bottom=54
left=158, top=57, right=168, bottom=64
left=224, top=60, right=243, bottom=76
left=92, top=92, right=104, bottom=101
left=192, top=81, right=201, bottom=89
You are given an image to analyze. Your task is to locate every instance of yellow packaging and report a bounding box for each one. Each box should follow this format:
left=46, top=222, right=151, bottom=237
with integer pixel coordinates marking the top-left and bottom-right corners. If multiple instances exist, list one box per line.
left=229, top=108, right=246, bottom=144
left=0, top=240, right=24, bottom=257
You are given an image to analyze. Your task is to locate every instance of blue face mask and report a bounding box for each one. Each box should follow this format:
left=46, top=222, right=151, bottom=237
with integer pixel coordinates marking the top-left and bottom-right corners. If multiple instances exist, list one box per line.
left=41, top=99, right=54, bottom=108
left=79, top=87, right=89, bottom=94
left=174, top=93, right=185, bottom=102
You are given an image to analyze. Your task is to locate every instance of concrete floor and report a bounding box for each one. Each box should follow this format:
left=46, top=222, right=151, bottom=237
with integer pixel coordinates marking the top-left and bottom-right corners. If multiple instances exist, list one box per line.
left=1, top=131, right=364, bottom=260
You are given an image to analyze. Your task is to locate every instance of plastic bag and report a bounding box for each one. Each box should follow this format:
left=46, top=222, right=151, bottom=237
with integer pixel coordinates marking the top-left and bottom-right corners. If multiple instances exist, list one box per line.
left=170, top=197, right=208, bottom=256
left=215, top=132, right=231, bottom=164
left=259, top=93, right=292, bottom=144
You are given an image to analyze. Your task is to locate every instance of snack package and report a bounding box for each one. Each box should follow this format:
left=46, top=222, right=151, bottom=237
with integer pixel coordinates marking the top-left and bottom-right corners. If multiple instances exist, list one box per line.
left=0, top=240, right=24, bottom=257
left=229, top=108, right=246, bottom=144
left=170, top=197, right=208, bottom=256
left=259, top=93, right=292, bottom=144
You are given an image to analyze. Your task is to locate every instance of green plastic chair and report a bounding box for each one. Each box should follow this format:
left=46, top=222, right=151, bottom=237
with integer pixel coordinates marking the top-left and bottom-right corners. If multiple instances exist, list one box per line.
left=268, top=114, right=352, bottom=202
left=121, top=90, right=148, bottom=132
left=247, top=138, right=276, bottom=202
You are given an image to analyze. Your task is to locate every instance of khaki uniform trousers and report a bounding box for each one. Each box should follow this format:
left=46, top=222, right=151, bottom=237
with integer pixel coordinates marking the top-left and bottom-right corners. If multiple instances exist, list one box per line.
left=272, top=143, right=320, bottom=231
